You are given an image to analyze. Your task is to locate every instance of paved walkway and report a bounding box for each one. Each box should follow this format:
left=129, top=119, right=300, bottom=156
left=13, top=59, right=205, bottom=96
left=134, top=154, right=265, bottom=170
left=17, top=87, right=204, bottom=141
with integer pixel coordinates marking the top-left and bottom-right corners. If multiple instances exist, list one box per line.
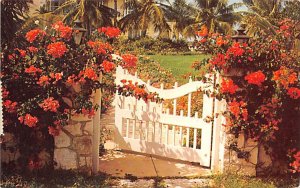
left=99, top=105, right=212, bottom=179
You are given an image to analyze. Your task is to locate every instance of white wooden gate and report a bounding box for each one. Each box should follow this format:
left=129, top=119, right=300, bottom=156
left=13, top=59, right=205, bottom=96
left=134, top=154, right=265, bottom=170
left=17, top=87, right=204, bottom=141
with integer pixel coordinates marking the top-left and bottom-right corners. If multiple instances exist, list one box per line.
left=115, top=66, right=215, bottom=167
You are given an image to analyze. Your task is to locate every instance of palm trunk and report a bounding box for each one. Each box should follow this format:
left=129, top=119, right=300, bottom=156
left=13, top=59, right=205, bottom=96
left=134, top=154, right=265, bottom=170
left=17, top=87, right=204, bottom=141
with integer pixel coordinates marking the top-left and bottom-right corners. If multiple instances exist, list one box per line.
left=114, top=0, right=117, bottom=26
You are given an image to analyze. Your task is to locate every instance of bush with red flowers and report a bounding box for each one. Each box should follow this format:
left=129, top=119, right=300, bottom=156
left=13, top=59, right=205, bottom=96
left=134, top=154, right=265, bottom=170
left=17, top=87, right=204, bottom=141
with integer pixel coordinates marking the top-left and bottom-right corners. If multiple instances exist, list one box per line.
left=194, top=20, right=300, bottom=174
left=1, top=23, right=154, bottom=173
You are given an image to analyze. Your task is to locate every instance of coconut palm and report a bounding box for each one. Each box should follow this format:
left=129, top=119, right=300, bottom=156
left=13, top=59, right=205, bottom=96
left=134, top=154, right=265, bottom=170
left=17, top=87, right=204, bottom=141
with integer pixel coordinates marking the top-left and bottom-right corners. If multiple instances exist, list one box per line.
left=160, top=0, right=195, bottom=39
left=185, top=0, right=242, bottom=36
left=241, top=0, right=283, bottom=37
left=52, top=0, right=117, bottom=34
left=118, top=0, right=170, bottom=38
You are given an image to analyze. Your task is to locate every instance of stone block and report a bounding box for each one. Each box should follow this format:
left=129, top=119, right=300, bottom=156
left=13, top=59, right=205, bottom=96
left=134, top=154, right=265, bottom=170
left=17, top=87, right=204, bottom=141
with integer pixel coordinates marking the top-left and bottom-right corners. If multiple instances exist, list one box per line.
left=54, top=148, right=78, bottom=169
left=71, top=114, right=92, bottom=122
left=72, top=136, right=92, bottom=155
left=64, top=123, right=82, bottom=136
left=79, top=157, right=86, bottom=167
left=83, top=121, right=93, bottom=135
left=54, top=130, right=71, bottom=148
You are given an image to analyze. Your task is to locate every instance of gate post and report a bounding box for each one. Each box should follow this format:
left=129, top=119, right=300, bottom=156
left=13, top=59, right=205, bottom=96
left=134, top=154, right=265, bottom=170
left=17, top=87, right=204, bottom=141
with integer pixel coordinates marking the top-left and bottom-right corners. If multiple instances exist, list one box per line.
left=211, top=74, right=259, bottom=176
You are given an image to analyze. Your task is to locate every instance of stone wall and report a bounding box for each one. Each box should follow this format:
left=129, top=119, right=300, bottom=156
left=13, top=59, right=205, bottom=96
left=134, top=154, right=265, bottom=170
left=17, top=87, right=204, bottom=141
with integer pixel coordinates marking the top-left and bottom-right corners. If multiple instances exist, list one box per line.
left=222, top=133, right=258, bottom=176
left=54, top=115, right=93, bottom=173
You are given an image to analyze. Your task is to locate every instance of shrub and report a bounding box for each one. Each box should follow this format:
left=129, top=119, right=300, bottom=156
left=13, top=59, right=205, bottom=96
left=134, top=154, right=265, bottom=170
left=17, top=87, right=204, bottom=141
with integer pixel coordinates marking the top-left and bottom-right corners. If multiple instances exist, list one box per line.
left=114, top=37, right=190, bottom=55
left=0, top=22, right=142, bottom=173
left=194, top=20, right=300, bottom=174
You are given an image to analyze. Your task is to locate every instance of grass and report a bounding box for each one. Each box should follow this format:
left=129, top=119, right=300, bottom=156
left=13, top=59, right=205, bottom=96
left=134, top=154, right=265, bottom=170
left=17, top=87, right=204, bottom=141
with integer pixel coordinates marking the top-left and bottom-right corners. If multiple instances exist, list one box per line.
left=1, top=171, right=298, bottom=188
left=148, top=54, right=209, bottom=84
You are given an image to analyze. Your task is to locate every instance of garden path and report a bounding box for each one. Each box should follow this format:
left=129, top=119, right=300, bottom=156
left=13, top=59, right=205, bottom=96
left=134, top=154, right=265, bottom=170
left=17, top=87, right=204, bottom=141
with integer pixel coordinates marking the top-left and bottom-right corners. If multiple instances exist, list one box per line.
left=98, top=102, right=212, bottom=178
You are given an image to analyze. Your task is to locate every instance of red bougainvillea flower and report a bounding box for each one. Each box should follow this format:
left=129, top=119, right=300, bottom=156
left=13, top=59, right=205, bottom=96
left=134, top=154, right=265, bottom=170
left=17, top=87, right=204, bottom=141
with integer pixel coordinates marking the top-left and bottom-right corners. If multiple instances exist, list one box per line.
left=28, top=46, right=38, bottom=53
left=220, top=78, right=239, bottom=94
left=98, top=27, right=121, bottom=38
left=47, top=42, right=68, bottom=58
left=39, top=97, right=60, bottom=112
left=87, top=41, right=113, bottom=55
left=210, top=53, right=226, bottom=67
left=48, top=126, right=61, bottom=136
left=102, top=60, right=115, bottom=73
left=84, top=68, right=97, bottom=80
left=290, top=151, right=300, bottom=173
left=82, top=108, right=95, bottom=118
left=19, top=114, right=38, bottom=127
left=216, top=36, right=227, bottom=46
left=25, top=65, right=42, bottom=74
left=121, top=79, right=127, bottom=84
left=273, top=66, right=297, bottom=89
left=52, top=21, right=73, bottom=40
left=50, top=72, right=63, bottom=82
left=228, top=101, right=240, bottom=118
left=228, top=100, right=248, bottom=121
left=25, top=29, right=46, bottom=43
left=134, top=87, right=146, bottom=95
left=196, top=25, right=208, bottom=37
left=245, top=71, right=266, bottom=86
left=121, top=54, right=138, bottom=68
left=37, top=75, right=50, bottom=86
left=287, top=87, right=300, bottom=99
left=15, top=48, right=26, bottom=57
left=227, top=42, right=245, bottom=57
left=3, top=100, right=17, bottom=113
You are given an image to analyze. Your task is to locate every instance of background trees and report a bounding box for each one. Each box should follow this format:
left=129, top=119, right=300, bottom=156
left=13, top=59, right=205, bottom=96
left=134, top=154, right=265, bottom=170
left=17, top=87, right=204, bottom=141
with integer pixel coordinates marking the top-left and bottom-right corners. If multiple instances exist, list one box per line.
left=1, top=0, right=33, bottom=47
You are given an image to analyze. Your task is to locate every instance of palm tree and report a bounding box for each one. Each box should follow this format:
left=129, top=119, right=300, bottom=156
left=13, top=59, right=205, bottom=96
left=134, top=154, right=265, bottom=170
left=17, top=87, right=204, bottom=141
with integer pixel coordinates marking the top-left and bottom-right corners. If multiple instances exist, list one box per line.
left=241, top=0, right=283, bottom=37
left=185, top=0, right=242, bottom=36
left=1, top=0, right=33, bottom=47
left=53, top=0, right=117, bottom=34
left=160, top=0, right=195, bottom=39
left=118, top=0, right=170, bottom=38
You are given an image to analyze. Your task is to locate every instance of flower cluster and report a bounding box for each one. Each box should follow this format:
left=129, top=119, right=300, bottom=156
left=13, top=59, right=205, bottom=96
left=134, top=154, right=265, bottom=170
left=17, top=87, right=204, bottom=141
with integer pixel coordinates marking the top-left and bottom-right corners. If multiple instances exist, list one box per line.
left=102, top=60, right=116, bottom=73
left=87, top=41, right=113, bottom=55
left=98, top=27, right=121, bottom=38
left=47, top=42, right=68, bottom=58
left=121, top=54, right=138, bottom=68
left=39, top=97, right=60, bottom=112
left=25, top=29, right=46, bottom=43
left=52, top=21, right=73, bottom=40
left=228, top=100, right=248, bottom=121
left=220, top=78, right=239, bottom=94
left=118, top=79, right=159, bottom=102
left=273, top=66, right=297, bottom=89
left=194, top=19, right=300, bottom=173
left=244, top=71, right=266, bottom=86
left=3, top=100, right=18, bottom=113
left=19, top=114, right=39, bottom=127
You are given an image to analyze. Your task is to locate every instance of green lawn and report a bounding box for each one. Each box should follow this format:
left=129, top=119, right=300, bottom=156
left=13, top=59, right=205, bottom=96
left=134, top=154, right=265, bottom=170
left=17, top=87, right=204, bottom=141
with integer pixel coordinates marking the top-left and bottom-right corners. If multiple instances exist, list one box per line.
left=148, top=54, right=209, bottom=84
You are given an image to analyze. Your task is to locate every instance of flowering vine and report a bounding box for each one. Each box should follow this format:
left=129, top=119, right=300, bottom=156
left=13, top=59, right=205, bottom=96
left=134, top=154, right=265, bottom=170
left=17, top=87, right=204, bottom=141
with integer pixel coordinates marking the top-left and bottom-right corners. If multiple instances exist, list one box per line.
left=194, top=20, right=300, bottom=174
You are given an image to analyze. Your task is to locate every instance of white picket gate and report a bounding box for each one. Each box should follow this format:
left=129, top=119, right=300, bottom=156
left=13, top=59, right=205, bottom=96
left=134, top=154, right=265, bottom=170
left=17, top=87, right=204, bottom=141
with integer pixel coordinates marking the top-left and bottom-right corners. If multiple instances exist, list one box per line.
left=115, top=66, right=215, bottom=167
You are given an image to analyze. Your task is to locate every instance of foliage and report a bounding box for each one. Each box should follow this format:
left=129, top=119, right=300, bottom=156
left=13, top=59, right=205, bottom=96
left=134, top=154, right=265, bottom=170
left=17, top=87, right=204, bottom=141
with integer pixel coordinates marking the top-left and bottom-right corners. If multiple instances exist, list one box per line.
left=194, top=20, right=300, bottom=174
left=0, top=22, right=141, bottom=172
left=0, top=170, right=117, bottom=187
left=114, top=37, right=190, bottom=55
left=53, top=0, right=117, bottom=34
left=183, top=0, right=242, bottom=36
left=281, top=0, right=300, bottom=22
left=137, top=56, right=176, bottom=89
left=210, top=173, right=299, bottom=188
left=1, top=0, right=32, bottom=47
left=118, top=0, right=170, bottom=37
left=241, top=0, right=283, bottom=37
